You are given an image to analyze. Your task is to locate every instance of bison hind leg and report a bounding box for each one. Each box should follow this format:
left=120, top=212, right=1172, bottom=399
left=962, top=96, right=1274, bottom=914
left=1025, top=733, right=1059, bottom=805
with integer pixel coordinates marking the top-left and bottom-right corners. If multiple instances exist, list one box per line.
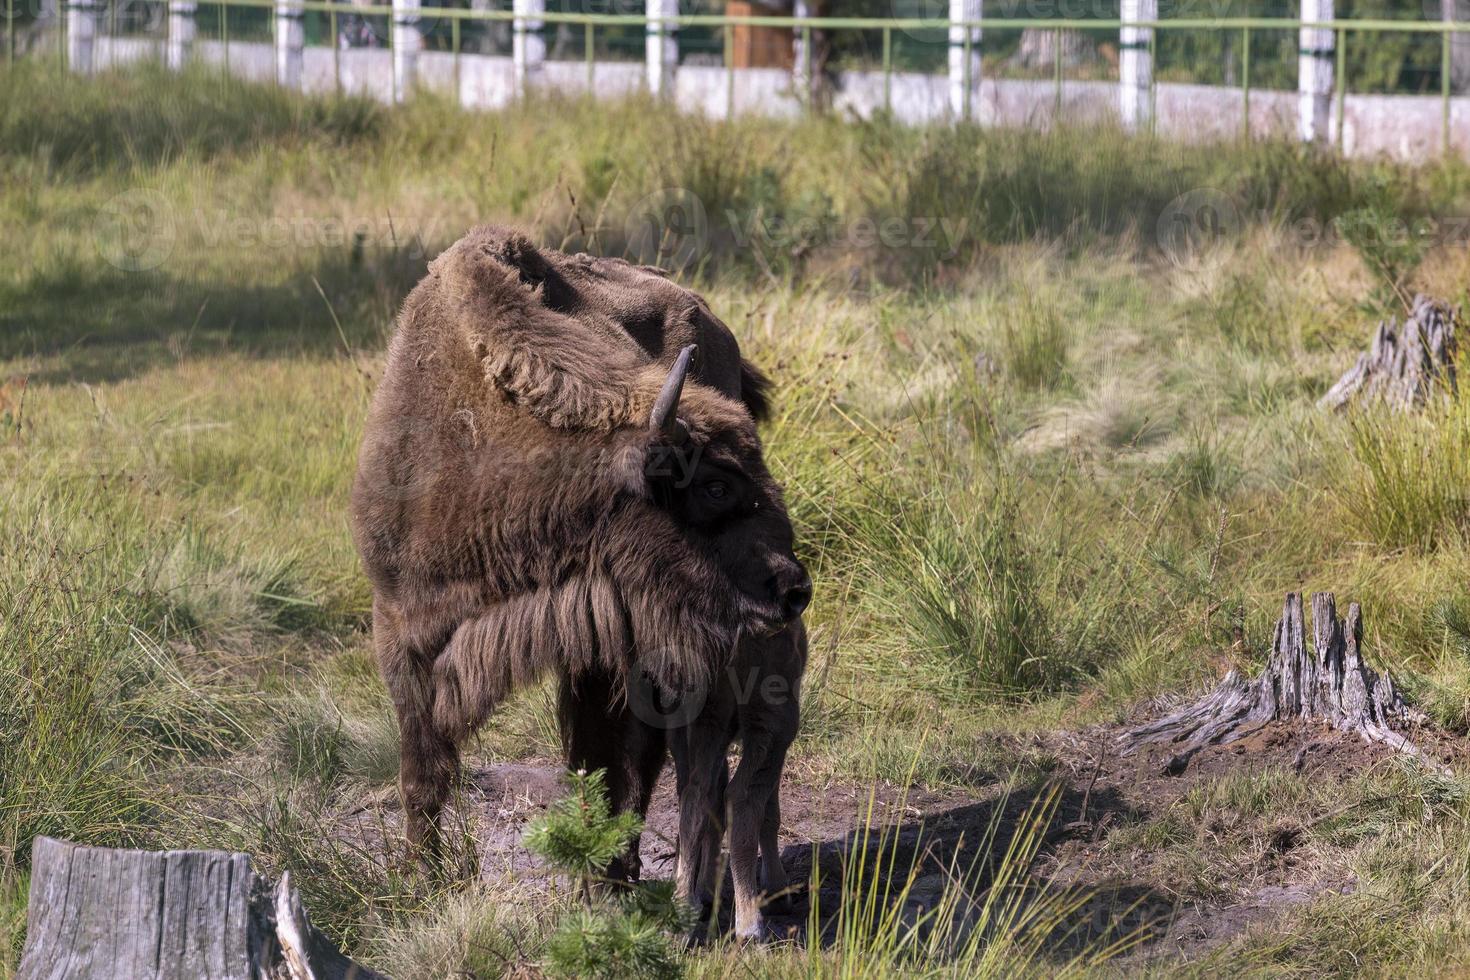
left=558, top=665, right=667, bottom=884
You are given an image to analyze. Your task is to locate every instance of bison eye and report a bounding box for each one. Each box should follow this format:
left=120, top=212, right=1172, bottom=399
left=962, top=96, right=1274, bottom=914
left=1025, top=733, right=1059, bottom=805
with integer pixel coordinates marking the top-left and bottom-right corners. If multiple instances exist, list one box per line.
left=702, top=480, right=730, bottom=501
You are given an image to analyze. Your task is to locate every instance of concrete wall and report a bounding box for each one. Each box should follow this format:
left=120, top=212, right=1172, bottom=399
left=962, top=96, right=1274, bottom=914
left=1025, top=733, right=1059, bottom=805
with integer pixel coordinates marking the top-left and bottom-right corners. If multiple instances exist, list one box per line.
left=92, top=36, right=1468, bottom=161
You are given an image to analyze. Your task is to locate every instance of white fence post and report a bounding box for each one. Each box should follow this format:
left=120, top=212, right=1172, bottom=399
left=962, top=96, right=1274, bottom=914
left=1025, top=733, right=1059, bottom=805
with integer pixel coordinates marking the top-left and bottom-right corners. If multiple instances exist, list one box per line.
left=646, top=0, right=677, bottom=97
left=1119, top=0, right=1155, bottom=130
left=166, top=0, right=197, bottom=70
left=513, top=0, right=545, bottom=95
left=274, top=0, right=304, bottom=89
left=948, top=0, right=981, bottom=121
left=1298, top=0, right=1334, bottom=142
left=392, top=0, right=422, bottom=102
left=792, top=0, right=809, bottom=98
left=65, top=0, right=103, bottom=74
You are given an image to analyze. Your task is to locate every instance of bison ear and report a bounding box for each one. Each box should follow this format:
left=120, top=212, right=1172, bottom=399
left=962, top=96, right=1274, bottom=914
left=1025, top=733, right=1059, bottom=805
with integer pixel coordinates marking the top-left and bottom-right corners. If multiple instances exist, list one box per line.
left=649, top=345, right=696, bottom=442
left=487, top=231, right=553, bottom=291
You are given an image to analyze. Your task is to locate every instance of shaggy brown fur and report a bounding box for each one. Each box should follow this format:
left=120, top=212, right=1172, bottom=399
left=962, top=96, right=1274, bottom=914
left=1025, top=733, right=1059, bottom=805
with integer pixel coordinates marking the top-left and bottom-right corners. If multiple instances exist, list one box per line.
left=350, top=227, right=809, bottom=879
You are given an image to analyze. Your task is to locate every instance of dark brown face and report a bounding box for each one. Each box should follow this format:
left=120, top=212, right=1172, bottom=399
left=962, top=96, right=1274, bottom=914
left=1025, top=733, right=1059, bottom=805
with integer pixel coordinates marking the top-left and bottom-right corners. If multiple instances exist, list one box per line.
left=646, top=435, right=811, bottom=634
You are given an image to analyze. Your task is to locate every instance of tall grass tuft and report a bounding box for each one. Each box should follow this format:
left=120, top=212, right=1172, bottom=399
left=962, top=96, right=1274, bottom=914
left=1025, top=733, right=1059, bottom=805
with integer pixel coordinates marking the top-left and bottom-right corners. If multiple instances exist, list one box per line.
left=875, top=491, right=1061, bottom=697
left=1001, top=299, right=1071, bottom=393
left=1343, top=388, right=1470, bottom=552
left=804, top=773, right=1133, bottom=978
left=0, top=506, right=242, bottom=862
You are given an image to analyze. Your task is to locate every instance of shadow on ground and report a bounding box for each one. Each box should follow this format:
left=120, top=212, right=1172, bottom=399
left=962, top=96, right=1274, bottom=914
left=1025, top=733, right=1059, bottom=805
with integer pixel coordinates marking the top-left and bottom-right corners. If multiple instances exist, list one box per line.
left=452, top=761, right=1170, bottom=962
left=724, top=784, right=1169, bottom=957
left=1, top=240, right=433, bottom=384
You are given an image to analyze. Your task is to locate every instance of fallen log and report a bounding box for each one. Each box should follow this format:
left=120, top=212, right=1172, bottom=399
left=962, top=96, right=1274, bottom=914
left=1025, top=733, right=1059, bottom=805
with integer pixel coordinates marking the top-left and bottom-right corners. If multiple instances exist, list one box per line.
left=1122, top=593, right=1440, bottom=775
left=17, top=837, right=385, bottom=980
left=1319, top=294, right=1459, bottom=412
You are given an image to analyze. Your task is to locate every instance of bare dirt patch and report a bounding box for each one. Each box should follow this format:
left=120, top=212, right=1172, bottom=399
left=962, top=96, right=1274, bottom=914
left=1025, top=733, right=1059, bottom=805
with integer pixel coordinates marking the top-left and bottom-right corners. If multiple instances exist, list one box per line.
left=331, top=717, right=1468, bottom=964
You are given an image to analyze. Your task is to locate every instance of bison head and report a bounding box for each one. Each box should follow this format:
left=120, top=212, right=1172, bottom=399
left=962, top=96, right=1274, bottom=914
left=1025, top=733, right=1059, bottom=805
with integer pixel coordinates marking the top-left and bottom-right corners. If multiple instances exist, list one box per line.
left=641, top=346, right=811, bottom=636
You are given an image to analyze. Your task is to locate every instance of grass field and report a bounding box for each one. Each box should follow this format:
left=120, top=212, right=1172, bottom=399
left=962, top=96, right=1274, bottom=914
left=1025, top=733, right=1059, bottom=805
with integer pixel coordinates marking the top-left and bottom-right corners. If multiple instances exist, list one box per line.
left=6, top=57, right=1470, bottom=976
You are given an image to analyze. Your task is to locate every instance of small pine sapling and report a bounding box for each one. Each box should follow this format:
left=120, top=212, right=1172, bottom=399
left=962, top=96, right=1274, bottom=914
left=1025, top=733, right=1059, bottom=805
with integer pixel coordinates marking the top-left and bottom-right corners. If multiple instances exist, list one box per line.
left=524, top=770, right=694, bottom=979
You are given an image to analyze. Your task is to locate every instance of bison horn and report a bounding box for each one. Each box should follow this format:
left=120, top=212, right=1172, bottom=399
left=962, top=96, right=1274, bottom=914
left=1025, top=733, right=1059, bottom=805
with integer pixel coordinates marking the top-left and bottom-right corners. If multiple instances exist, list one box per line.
left=649, top=344, right=696, bottom=439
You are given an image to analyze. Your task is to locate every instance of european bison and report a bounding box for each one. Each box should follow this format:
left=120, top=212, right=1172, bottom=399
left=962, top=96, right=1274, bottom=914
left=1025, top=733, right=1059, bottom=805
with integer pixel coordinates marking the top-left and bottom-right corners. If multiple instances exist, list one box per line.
left=350, top=227, right=809, bottom=934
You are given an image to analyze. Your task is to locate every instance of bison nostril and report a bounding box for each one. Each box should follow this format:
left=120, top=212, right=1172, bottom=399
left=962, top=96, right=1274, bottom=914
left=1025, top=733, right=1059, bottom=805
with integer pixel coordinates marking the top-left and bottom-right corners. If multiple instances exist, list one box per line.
left=782, top=582, right=812, bottom=620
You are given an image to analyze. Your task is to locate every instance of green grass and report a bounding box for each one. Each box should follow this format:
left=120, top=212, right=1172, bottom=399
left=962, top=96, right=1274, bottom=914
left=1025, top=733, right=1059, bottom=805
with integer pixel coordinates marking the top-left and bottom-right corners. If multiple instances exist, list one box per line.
left=5, top=57, right=1470, bottom=976
left=1343, top=387, right=1470, bottom=553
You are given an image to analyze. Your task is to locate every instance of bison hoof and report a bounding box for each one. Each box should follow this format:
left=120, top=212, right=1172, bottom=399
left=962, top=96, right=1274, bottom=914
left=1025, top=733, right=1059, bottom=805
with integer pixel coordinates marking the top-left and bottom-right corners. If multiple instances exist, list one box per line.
left=734, top=914, right=767, bottom=943
left=682, top=922, right=714, bottom=949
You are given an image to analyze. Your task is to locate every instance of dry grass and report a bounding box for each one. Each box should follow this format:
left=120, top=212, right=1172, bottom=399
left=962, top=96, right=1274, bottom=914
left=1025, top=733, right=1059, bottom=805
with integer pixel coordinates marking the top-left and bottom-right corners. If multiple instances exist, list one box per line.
left=5, top=58, right=1470, bottom=977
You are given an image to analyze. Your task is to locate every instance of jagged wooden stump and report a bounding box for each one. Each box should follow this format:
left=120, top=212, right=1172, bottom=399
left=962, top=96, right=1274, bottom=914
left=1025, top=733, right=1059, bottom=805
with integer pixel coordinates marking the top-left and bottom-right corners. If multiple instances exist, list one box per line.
left=17, top=837, right=385, bottom=980
left=1319, top=294, right=1459, bottom=411
left=1123, top=593, right=1437, bottom=775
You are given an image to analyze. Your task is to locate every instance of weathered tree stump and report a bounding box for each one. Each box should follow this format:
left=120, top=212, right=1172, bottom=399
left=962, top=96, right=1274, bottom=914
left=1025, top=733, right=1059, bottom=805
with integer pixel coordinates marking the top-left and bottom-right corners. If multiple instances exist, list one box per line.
left=1123, top=593, right=1437, bottom=775
left=17, top=837, right=385, bottom=980
left=1319, top=295, right=1459, bottom=411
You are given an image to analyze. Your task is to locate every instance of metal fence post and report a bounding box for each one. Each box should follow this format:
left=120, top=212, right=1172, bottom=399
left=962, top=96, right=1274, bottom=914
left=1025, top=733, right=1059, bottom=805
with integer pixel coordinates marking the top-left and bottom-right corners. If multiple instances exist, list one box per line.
left=646, top=0, right=676, bottom=98
left=803, top=23, right=812, bottom=104
left=1336, top=26, right=1345, bottom=150
left=882, top=25, right=891, bottom=114
left=1120, top=0, right=1155, bottom=131
left=1241, top=26, right=1251, bottom=140
left=392, top=0, right=422, bottom=102
left=331, top=3, right=340, bottom=95
left=793, top=0, right=809, bottom=107
left=1054, top=26, right=1062, bottom=114
left=1148, top=26, right=1157, bottom=130
left=6, top=0, right=15, bottom=67
left=513, top=0, right=545, bottom=96
left=1443, top=25, right=1453, bottom=156
left=1298, top=0, right=1334, bottom=143
left=948, top=0, right=980, bottom=122
left=723, top=21, right=732, bottom=117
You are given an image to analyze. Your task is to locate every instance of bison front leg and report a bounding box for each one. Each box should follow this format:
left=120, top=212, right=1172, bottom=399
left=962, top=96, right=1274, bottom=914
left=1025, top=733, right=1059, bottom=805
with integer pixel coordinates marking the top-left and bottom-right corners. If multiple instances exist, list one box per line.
left=669, top=717, right=730, bottom=920
left=727, top=734, right=789, bottom=941
left=759, top=788, right=791, bottom=915
left=398, top=709, right=460, bottom=873
left=375, top=599, right=460, bottom=873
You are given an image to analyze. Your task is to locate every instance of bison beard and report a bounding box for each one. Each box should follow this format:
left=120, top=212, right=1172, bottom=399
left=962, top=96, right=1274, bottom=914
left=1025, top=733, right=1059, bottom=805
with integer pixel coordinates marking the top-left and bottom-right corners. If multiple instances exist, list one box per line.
left=351, top=226, right=805, bottom=911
